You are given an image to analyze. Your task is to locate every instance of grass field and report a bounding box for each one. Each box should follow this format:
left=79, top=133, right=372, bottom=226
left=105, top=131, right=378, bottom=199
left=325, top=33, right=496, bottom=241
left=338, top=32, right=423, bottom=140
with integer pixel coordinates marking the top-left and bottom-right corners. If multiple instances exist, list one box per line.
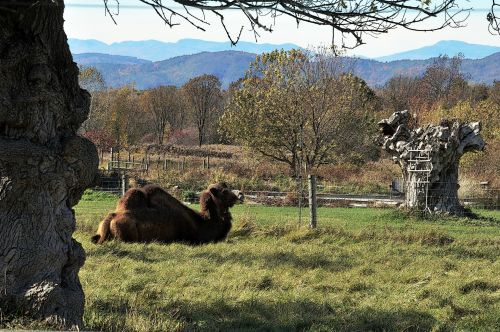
left=72, top=192, right=500, bottom=331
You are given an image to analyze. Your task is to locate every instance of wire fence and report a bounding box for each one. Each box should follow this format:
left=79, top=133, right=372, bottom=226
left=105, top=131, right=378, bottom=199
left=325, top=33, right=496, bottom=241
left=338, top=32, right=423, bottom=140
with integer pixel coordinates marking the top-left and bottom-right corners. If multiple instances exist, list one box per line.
left=90, top=153, right=500, bottom=211
left=105, top=150, right=219, bottom=175
left=89, top=176, right=499, bottom=211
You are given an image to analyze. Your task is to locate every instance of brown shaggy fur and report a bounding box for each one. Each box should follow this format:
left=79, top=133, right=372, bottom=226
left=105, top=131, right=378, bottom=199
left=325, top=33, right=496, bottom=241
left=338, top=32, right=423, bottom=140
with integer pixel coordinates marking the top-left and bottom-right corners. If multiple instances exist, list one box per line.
left=91, top=182, right=239, bottom=244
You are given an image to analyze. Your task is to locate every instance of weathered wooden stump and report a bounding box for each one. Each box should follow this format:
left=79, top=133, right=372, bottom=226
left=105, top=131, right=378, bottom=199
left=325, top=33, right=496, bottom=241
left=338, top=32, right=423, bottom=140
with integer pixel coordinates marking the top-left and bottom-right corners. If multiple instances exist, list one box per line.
left=378, top=110, right=485, bottom=215
left=0, top=1, right=98, bottom=328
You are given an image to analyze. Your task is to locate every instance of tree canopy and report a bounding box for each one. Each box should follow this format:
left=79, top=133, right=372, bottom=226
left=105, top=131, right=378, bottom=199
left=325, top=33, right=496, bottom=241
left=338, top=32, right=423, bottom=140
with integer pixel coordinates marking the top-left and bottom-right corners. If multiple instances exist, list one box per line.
left=221, top=49, right=379, bottom=176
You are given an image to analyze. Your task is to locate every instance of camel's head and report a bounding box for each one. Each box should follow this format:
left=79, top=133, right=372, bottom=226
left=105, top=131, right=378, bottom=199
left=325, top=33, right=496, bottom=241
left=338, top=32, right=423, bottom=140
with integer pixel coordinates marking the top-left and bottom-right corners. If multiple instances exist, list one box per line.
left=207, top=182, right=239, bottom=210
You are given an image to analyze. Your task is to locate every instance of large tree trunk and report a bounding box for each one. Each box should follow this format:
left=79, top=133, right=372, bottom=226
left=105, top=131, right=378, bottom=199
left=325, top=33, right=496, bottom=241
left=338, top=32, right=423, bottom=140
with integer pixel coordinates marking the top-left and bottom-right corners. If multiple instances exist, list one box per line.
left=379, top=111, right=485, bottom=215
left=0, top=1, right=98, bottom=329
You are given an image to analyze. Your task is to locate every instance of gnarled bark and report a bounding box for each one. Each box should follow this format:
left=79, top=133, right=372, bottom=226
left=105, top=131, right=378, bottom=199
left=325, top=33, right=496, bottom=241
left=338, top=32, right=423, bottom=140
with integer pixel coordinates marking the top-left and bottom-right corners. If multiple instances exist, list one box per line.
left=0, top=1, right=98, bottom=328
left=378, top=111, right=485, bottom=215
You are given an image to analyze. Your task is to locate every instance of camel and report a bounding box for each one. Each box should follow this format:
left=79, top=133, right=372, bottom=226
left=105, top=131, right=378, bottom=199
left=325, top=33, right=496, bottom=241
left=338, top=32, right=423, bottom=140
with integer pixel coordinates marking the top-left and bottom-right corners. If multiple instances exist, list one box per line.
left=91, top=182, right=239, bottom=244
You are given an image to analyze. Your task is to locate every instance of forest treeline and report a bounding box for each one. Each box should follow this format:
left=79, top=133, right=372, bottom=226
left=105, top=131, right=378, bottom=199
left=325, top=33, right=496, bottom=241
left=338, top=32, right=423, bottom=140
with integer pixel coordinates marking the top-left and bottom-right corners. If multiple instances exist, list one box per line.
left=79, top=50, right=499, bottom=185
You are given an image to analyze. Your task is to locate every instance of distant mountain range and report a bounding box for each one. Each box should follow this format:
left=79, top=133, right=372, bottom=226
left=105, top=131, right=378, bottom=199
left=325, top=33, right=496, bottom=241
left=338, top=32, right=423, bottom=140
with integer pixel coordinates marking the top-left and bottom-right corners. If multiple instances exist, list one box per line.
left=73, top=50, right=500, bottom=89
left=70, top=38, right=500, bottom=62
left=73, top=51, right=256, bottom=88
left=375, top=40, right=500, bottom=62
left=353, top=53, right=500, bottom=87
left=69, top=38, right=299, bottom=62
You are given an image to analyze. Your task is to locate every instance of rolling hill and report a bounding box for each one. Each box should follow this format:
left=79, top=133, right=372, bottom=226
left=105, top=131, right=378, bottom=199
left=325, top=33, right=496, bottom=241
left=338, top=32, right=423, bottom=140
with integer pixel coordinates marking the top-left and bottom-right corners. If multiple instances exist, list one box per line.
left=74, top=50, right=500, bottom=89
left=376, top=40, right=500, bottom=62
left=73, top=53, right=151, bottom=65
left=69, top=38, right=299, bottom=62
left=77, top=51, right=256, bottom=89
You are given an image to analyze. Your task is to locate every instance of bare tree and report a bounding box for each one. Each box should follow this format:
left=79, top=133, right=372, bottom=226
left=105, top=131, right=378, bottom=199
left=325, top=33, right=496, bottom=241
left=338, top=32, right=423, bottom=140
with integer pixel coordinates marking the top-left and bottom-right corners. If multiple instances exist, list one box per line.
left=417, top=54, right=469, bottom=110
left=79, top=66, right=107, bottom=133
left=141, top=86, right=185, bottom=145
left=103, top=0, right=469, bottom=48
left=381, top=75, right=419, bottom=113
left=184, top=75, right=222, bottom=146
left=488, top=0, right=500, bottom=34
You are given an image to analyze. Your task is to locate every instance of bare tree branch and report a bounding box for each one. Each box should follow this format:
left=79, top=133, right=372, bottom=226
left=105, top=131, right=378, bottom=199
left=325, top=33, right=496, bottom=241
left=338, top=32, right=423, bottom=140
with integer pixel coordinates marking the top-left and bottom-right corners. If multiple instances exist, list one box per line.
left=103, top=0, right=119, bottom=24
left=488, top=0, right=500, bottom=35
left=100, top=0, right=472, bottom=48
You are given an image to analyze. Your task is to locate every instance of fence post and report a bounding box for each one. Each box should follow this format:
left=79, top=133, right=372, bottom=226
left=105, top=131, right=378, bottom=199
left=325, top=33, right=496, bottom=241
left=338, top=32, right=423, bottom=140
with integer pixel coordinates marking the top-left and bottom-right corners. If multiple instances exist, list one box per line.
left=108, top=147, right=113, bottom=171
left=308, top=174, right=317, bottom=229
left=182, top=157, right=185, bottom=171
left=121, top=174, right=128, bottom=196
left=207, top=156, right=210, bottom=169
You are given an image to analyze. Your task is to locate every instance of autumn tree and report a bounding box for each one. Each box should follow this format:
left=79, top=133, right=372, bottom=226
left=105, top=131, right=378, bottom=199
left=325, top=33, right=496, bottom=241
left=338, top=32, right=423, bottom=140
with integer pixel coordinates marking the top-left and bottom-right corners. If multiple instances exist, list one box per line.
left=422, top=99, right=500, bottom=141
left=490, top=80, right=500, bottom=105
left=449, top=98, right=500, bottom=185
left=416, top=54, right=469, bottom=110
left=184, top=75, right=223, bottom=146
left=221, top=49, right=378, bottom=176
left=380, top=75, right=419, bottom=114
left=0, top=0, right=478, bottom=328
left=140, top=85, right=186, bottom=145
left=78, top=66, right=106, bottom=92
left=107, top=86, right=146, bottom=149
left=79, top=66, right=107, bottom=133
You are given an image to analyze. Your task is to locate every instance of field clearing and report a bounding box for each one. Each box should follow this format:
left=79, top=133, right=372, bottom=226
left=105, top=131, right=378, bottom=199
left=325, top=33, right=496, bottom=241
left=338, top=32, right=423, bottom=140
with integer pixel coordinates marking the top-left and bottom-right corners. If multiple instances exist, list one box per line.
left=74, top=194, right=500, bottom=331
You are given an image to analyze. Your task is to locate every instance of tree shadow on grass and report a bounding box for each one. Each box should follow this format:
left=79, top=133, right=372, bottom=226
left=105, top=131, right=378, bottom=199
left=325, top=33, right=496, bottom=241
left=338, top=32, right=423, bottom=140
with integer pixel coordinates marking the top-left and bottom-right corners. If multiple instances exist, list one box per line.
left=261, top=251, right=355, bottom=272
left=86, top=297, right=437, bottom=332
left=87, top=244, right=357, bottom=276
left=182, top=299, right=437, bottom=331
left=189, top=250, right=356, bottom=273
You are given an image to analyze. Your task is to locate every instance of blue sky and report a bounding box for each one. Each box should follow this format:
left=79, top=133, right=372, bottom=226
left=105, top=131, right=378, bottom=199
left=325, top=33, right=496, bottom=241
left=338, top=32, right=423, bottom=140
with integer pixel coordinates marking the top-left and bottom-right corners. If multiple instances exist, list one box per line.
left=64, top=0, right=500, bottom=57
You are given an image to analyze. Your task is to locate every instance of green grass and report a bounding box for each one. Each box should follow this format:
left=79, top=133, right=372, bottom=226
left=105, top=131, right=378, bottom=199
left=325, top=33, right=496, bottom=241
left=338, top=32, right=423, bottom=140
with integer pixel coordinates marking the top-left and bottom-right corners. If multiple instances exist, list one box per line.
left=73, top=198, right=500, bottom=331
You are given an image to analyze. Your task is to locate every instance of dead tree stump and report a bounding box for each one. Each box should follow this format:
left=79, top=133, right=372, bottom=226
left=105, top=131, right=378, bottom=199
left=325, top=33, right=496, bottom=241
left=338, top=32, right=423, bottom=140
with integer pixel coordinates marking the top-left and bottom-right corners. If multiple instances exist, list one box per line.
left=0, top=1, right=98, bottom=328
left=378, top=111, right=485, bottom=215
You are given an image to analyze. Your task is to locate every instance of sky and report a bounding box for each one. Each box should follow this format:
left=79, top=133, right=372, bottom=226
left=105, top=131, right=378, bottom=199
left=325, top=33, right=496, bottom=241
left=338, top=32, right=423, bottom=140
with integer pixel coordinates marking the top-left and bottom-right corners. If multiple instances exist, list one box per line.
left=63, top=0, right=500, bottom=58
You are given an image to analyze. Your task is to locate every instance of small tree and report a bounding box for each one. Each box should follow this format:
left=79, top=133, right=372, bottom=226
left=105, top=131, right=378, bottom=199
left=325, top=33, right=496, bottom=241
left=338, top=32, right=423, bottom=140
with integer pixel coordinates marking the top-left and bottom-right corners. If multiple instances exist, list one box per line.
left=221, top=49, right=378, bottom=176
left=78, top=66, right=106, bottom=92
left=184, top=75, right=223, bottom=146
left=417, top=54, right=469, bottom=110
left=381, top=75, right=419, bottom=114
left=490, top=80, right=500, bottom=105
left=79, top=66, right=107, bottom=133
left=140, top=85, right=185, bottom=145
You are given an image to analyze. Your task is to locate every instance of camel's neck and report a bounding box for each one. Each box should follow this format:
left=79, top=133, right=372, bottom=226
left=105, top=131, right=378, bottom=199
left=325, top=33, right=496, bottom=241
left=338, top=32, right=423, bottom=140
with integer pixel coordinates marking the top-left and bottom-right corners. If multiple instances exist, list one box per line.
left=197, top=201, right=232, bottom=243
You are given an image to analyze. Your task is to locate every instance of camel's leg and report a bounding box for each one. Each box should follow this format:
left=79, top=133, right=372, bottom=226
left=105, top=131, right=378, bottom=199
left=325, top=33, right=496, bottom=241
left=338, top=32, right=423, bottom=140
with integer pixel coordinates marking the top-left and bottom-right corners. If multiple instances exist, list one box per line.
left=110, top=217, right=139, bottom=242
